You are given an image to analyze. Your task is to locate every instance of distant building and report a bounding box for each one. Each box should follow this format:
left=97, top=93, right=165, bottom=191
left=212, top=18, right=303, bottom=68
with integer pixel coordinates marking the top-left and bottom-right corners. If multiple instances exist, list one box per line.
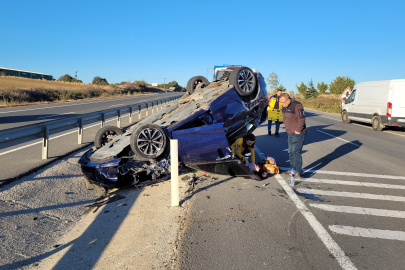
left=152, top=83, right=158, bottom=87
left=0, top=67, right=54, bottom=81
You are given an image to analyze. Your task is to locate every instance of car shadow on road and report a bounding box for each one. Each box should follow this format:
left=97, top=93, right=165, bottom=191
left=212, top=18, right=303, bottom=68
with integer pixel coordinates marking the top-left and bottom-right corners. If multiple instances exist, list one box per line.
left=1, top=188, right=141, bottom=270
left=301, top=140, right=362, bottom=176
left=256, top=124, right=354, bottom=168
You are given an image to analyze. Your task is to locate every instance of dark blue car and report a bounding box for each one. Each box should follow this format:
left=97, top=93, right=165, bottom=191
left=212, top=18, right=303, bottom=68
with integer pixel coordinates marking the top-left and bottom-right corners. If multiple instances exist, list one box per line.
left=79, top=66, right=268, bottom=189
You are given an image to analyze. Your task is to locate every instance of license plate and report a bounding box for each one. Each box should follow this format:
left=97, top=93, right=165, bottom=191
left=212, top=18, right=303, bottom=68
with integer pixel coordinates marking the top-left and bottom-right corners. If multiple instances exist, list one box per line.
left=397, top=119, right=405, bottom=122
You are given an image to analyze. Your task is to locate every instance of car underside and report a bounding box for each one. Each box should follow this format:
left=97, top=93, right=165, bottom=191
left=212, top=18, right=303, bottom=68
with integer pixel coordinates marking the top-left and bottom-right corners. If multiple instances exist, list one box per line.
left=79, top=67, right=268, bottom=189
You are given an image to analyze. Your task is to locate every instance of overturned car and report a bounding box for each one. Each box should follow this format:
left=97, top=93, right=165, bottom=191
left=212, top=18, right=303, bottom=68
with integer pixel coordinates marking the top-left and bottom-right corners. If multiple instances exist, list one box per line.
left=79, top=66, right=268, bottom=188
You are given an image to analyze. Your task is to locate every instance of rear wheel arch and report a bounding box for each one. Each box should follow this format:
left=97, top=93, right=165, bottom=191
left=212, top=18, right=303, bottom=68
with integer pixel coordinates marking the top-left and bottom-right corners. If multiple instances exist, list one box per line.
left=372, top=114, right=384, bottom=131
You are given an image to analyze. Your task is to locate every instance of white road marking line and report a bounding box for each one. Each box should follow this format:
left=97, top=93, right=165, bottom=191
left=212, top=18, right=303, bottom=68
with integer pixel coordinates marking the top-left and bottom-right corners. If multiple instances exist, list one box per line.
left=279, top=167, right=405, bottom=180
left=297, top=188, right=405, bottom=202
left=109, top=104, right=125, bottom=107
left=299, top=178, right=405, bottom=188
left=309, top=204, right=405, bottom=218
left=0, top=98, right=130, bottom=114
left=329, top=225, right=405, bottom=241
left=385, top=131, right=405, bottom=138
left=316, top=129, right=361, bottom=147
left=275, top=175, right=357, bottom=270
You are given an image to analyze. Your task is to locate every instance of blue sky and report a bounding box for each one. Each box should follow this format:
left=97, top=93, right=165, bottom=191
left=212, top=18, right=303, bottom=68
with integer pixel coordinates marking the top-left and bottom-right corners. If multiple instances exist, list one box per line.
left=1, top=0, right=404, bottom=93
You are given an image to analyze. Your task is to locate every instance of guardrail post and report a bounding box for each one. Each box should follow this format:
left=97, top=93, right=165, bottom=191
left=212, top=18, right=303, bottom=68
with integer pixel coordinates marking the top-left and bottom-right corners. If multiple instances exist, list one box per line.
left=42, top=126, right=49, bottom=160
left=129, top=107, right=133, bottom=124
left=117, top=110, right=121, bottom=128
left=145, top=104, right=149, bottom=117
left=101, top=113, right=105, bottom=128
left=78, top=118, right=83, bottom=144
left=171, top=139, right=179, bottom=207
left=138, top=105, right=141, bottom=120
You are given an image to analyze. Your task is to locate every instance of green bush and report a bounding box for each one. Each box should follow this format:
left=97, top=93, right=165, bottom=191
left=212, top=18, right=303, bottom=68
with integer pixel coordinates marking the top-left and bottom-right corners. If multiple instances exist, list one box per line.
left=92, top=76, right=109, bottom=85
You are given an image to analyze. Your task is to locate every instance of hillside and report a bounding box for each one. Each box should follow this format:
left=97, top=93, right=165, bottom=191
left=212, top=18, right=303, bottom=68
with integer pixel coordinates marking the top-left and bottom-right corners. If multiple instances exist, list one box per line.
left=0, top=76, right=170, bottom=107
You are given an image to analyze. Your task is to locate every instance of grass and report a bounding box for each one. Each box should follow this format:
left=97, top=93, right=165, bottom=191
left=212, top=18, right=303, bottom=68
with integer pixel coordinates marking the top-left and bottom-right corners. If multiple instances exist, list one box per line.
left=0, top=76, right=169, bottom=107
left=295, top=94, right=342, bottom=114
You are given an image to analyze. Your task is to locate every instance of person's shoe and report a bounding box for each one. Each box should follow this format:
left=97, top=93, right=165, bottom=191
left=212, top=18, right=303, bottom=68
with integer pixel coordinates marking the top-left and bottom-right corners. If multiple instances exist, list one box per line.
left=275, top=133, right=280, bottom=137
left=295, top=173, right=303, bottom=180
left=283, top=169, right=291, bottom=175
left=268, top=132, right=272, bottom=136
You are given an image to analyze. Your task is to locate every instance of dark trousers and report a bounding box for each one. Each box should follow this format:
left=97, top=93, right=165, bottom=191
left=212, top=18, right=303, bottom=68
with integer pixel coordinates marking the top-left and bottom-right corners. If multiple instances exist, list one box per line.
left=287, top=130, right=306, bottom=174
left=268, top=120, right=280, bottom=133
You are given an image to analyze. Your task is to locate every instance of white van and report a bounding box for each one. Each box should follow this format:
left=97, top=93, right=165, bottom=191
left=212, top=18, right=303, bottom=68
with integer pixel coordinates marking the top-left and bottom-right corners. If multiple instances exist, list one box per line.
left=341, top=79, right=405, bottom=131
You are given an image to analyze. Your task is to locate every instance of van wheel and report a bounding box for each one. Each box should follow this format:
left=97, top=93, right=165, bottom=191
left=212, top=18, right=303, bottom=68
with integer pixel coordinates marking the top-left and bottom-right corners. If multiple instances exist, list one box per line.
left=341, top=111, right=350, bottom=124
left=372, top=116, right=384, bottom=131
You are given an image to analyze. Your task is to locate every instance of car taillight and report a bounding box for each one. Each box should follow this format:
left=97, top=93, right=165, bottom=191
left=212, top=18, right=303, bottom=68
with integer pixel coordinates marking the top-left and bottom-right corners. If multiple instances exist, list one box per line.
left=387, top=102, right=392, bottom=117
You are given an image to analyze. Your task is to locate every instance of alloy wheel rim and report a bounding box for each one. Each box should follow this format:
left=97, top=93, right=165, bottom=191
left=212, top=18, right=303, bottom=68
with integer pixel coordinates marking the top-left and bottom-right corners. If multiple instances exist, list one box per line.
left=237, top=69, right=255, bottom=93
left=137, top=128, right=164, bottom=155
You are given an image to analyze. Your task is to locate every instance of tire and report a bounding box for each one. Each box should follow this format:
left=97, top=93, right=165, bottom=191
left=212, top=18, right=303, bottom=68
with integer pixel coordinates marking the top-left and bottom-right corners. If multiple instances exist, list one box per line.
left=94, top=126, right=123, bottom=149
left=341, top=111, right=350, bottom=124
left=130, top=124, right=167, bottom=160
left=186, top=76, right=209, bottom=95
left=229, top=67, right=257, bottom=96
left=372, top=115, right=384, bottom=131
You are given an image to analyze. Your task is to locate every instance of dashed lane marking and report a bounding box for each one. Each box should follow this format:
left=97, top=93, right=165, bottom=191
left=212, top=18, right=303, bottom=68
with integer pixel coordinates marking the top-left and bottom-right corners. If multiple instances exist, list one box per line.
left=275, top=175, right=358, bottom=270
left=297, top=188, right=405, bottom=202
left=329, top=225, right=405, bottom=241
left=310, top=204, right=405, bottom=218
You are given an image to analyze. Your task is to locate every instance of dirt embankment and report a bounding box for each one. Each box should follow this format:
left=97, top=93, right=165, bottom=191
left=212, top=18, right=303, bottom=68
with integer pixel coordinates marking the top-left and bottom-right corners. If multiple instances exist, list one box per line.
left=0, top=76, right=171, bottom=107
left=295, top=94, right=342, bottom=114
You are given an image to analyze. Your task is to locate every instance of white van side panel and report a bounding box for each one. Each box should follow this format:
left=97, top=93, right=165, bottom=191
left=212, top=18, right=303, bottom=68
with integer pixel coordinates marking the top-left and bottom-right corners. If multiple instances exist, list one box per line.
left=392, top=81, right=405, bottom=117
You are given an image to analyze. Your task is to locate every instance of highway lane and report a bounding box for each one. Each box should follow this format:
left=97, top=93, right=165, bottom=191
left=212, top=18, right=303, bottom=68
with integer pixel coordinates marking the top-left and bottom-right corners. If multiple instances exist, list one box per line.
left=0, top=92, right=182, bottom=130
left=177, top=109, right=405, bottom=270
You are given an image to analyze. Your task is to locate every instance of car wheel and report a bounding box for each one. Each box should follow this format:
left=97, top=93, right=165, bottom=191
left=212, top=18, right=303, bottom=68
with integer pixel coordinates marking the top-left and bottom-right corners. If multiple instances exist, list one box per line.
left=229, top=67, right=257, bottom=96
left=372, top=115, right=383, bottom=131
left=94, top=126, right=123, bottom=149
left=186, top=76, right=209, bottom=95
left=341, top=111, right=350, bottom=124
left=130, top=124, right=167, bottom=160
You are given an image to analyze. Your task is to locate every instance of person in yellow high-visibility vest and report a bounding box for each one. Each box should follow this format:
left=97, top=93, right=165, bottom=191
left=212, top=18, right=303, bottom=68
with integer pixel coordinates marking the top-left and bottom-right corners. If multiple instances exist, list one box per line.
left=267, top=89, right=283, bottom=137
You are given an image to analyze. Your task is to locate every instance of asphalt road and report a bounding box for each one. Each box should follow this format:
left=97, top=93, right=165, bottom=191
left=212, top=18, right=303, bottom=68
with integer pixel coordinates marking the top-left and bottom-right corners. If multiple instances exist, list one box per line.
left=177, top=109, right=405, bottom=270
left=0, top=92, right=181, bottom=131
left=0, top=92, right=183, bottom=185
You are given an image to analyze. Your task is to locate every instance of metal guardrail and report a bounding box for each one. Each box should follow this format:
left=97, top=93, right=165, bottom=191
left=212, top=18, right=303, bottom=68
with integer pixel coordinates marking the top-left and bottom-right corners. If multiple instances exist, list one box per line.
left=0, top=95, right=182, bottom=160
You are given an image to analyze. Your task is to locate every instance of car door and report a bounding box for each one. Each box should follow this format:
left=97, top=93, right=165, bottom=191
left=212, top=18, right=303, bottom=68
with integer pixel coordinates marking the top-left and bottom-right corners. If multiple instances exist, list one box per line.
left=172, top=123, right=254, bottom=176
left=345, top=89, right=357, bottom=119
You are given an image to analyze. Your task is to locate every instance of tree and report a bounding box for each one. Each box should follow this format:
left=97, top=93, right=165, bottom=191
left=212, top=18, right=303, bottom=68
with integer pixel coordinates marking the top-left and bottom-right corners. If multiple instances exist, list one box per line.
left=278, top=84, right=287, bottom=92
left=58, top=74, right=83, bottom=83
left=158, top=80, right=185, bottom=91
left=266, top=72, right=279, bottom=91
left=92, top=76, right=109, bottom=85
left=304, top=79, right=319, bottom=99
left=329, top=76, right=355, bottom=94
left=317, top=82, right=328, bottom=94
left=296, top=82, right=307, bottom=95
